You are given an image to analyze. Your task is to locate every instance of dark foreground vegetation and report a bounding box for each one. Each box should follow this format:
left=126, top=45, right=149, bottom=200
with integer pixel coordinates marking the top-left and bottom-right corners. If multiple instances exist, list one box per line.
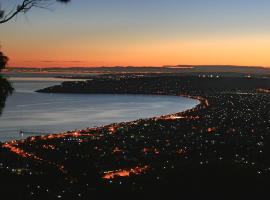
left=0, top=74, right=269, bottom=199
left=0, top=75, right=13, bottom=115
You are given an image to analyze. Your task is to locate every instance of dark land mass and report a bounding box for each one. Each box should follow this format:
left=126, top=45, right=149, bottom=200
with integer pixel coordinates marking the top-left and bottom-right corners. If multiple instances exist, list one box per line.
left=0, top=74, right=269, bottom=199
left=4, top=65, right=270, bottom=75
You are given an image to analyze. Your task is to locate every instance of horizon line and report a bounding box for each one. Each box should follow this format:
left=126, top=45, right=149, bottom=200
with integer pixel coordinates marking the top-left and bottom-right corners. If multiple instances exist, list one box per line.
left=6, top=65, right=270, bottom=69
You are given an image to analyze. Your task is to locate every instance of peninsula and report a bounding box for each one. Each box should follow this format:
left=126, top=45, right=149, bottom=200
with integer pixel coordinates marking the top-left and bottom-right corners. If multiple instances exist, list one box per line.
left=0, top=74, right=269, bottom=199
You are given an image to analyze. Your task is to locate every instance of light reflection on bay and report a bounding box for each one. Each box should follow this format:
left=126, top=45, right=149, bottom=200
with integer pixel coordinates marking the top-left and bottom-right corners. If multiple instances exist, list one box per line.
left=0, top=76, right=199, bottom=142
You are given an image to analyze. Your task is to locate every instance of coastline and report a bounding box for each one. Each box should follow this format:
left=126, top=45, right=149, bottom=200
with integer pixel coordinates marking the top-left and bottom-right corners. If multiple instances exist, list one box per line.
left=0, top=75, right=269, bottom=198
left=2, top=93, right=204, bottom=144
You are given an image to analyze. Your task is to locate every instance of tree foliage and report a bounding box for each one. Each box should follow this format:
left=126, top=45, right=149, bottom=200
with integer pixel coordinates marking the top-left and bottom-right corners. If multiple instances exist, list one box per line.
left=0, top=52, right=8, bottom=71
left=0, top=52, right=13, bottom=115
left=0, top=0, right=71, bottom=24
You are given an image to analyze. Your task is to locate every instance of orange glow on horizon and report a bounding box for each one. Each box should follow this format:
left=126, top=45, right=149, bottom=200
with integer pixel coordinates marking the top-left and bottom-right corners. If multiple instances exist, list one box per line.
left=3, top=35, right=270, bottom=68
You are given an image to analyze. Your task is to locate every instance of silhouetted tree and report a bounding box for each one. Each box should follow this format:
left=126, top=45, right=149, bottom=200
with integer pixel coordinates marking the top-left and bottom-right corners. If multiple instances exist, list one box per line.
left=0, top=76, right=13, bottom=115
left=0, top=0, right=71, bottom=115
left=0, top=52, right=8, bottom=70
left=0, top=0, right=71, bottom=24
left=0, top=51, right=13, bottom=115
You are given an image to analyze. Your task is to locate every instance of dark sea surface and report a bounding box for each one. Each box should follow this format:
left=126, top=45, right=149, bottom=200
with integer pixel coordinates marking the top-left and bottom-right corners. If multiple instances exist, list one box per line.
left=0, top=76, right=199, bottom=142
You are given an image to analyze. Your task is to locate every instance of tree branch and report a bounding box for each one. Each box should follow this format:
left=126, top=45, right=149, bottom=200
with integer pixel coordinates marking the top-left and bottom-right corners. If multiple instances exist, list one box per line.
left=0, top=0, right=70, bottom=24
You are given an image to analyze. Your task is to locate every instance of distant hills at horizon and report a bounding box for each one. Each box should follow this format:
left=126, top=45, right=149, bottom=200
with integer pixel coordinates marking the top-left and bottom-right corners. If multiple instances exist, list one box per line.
left=4, top=65, right=270, bottom=75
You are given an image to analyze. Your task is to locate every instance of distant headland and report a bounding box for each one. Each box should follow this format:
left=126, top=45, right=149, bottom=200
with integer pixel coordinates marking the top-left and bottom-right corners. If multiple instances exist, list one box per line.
left=3, top=65, right=270, bottom=75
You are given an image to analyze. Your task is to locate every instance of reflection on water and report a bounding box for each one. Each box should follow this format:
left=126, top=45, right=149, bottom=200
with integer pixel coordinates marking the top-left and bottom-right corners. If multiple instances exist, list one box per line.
left=0, top=75, right=13, bottom=116
left=0, top=77, right=199, bottom=142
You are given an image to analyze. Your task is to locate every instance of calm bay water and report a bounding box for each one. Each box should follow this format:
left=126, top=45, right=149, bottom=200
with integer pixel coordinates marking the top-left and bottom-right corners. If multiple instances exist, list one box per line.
left=0, top=76, right=199, bottom=142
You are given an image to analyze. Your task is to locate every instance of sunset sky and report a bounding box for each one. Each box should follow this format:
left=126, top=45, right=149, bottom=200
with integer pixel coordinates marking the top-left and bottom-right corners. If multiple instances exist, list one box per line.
left=1, top=0, right=270, bottom=67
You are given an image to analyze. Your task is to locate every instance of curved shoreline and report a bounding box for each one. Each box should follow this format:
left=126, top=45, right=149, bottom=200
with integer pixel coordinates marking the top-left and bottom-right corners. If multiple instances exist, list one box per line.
left=1, top=76, right=269, bottom=198
left=3, top=93, right=206, bottom=144
left=1, top=92, right=208, bottom=179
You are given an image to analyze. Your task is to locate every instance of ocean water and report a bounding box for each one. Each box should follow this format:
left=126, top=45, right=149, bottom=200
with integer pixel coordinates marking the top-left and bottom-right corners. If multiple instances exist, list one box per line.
left=0, top=77, right=199, bottom=142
